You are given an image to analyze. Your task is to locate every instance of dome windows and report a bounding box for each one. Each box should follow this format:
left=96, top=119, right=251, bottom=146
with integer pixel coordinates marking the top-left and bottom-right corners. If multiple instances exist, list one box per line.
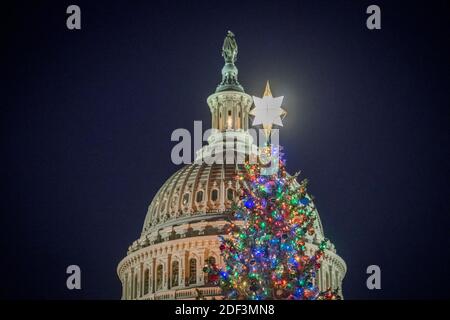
left=226, top=188, right=234, bottom=201
left=156, top=264, right=163, bottom=290
left=145, top=164, right=290, bottom=233
left=143, top=269, right=150, bottom=295
left=196, top=190, right=204, bottom=203
left=211, top=189, right=219, bottom=202
left=182, top=193, right=190, bottom=206
left=171, top=261, right=179, bottom=287
left=189, top=258, right=197, bottom=284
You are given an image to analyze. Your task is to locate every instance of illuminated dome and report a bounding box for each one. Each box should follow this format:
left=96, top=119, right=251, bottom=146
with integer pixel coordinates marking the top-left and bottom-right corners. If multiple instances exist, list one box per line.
left=141, top=163, right=247, bottom=236
left=117, top=32, right=346, bottom=300
left=136, top=163, right=325, bottom=249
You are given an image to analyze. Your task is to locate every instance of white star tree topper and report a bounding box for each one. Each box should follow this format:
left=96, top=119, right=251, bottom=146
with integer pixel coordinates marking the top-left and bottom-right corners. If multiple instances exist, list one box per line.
left=250, top=81, right=287, bottom=138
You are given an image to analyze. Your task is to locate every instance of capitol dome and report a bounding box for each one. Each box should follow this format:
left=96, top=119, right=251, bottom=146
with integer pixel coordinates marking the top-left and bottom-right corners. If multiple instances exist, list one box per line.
left=117, top=32, right=346, bottom=300
left=140, top=163, right=326, bottom=244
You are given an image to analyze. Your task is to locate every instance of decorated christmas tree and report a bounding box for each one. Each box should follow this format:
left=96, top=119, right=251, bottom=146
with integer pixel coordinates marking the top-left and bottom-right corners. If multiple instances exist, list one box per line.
left=203, top=81, right=341, bottom=300
left=204, top=145, right=340, bottom=300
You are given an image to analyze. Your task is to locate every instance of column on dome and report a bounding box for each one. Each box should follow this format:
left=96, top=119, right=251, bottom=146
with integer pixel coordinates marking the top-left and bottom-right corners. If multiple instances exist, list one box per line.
left=329, top=265, right=333, bottom=290
left=199, top=251, right=205, bottom=285
left=337, top=272, right=343, bottom=296
left=167, top=254, right=172, bottom=289
left=180, top=252, right=186, bottom=288
left=234, top=103, right=238, bottom=129
left=236, top=102, right=241, bottom=129
left=138, top=262, right=143, bottom=298
left=318, top=267, right=323, bottom=291
left=163, top=261, right=168, bottom=291
left=196, top=253, right=201, bottom=285
left=148, top=263, right=153, bottom=295
left=129, top=268, right=133, bottom=299
left=134, top=270, right=138, bottom=298
left=183, top=250, right=189, bottom=287
left=135, top=265, right=139, bottom=298
left=177, top=257, right=182, bottom=288
left=218, top=168, right=225, bottom=211
left=128, top=270, right=133, bottom=299
left=151, top=257, right=156, bottom=293
left=221, top=107, right=225, bottom=131
left=130, top=267, right=135, bottom=299
left=123, top=273, right=128, bottom=299
left=335, top=270, right=340, bottom=291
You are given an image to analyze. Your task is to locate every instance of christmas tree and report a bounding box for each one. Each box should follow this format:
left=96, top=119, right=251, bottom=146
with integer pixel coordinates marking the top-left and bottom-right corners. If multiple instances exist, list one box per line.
left=204, top=145, right=340, bottom=300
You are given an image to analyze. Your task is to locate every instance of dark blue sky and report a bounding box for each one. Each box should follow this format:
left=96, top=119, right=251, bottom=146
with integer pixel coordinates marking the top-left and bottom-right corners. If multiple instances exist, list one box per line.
left=2, top=0, right=449, bottom=299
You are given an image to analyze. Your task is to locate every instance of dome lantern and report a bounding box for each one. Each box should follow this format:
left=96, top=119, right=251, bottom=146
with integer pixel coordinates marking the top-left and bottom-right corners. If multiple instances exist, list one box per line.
left=207, top=31, right=253, bottom=134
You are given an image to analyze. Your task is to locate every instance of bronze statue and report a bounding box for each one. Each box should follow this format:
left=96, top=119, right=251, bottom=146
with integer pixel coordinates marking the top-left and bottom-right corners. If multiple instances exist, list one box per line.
left=222, top=31, right=238, bottom=63
left=216, top=31, right=244, bottom=92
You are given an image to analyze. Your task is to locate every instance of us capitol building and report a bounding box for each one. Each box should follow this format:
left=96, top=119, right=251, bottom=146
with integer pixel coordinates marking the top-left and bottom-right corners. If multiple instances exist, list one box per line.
left=117, top=32, right=346, bottom=300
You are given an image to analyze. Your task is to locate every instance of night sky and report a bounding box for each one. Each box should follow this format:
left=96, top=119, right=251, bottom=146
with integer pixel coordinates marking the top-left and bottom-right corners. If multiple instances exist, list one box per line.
left=2, top=0, right=449, bottom=299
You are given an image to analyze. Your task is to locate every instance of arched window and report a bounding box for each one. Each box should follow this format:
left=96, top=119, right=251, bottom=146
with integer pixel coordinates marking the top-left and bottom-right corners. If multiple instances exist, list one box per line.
left=196, top=190, right=204, bottom=203
left=182, top=193, right=190, bottom=206
left=189, top=258, right=197, bottom=284
left=211, top=189, right=218, bottom=202
left=227, top=188, right=234, bottom=201
left=143, top=269, right=149, bottom=295
left=171, top=261, right=179, bottom=287
left=156, top=265, right=163, bottom=290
